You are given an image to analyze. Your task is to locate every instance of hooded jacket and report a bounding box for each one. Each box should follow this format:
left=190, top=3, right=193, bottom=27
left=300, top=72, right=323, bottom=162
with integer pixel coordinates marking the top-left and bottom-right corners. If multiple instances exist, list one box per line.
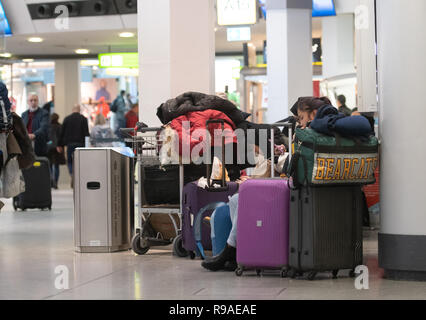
left=157, top=91, right=250, bottom=126
left=310, top=105, right=373, bottom=138
left=169, top=109, right=237, bottom=157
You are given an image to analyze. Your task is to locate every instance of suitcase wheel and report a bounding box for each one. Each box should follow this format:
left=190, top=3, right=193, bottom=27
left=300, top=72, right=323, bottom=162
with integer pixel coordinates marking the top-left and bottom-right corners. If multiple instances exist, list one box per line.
left=332, top=270, right=339, bottom=279
left=131, top=234, right=150, bottom=255
left=189, top=251, right=196, bottom=260
left=287, top=269, right=297, bottom=279
left=307, top=271, right=317, bottom=281
left=172, top=235, right=188, bottom=258
left=235, top=267, right=243, bottom=277
left=256, top=269, right=262, bottom=276
left=280, top=269, right=288, bottom=278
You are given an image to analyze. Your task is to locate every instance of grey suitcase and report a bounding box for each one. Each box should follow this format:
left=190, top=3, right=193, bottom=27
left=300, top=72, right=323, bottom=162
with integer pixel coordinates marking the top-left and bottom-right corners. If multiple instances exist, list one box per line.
left=288, top=185, right=363, bottom=280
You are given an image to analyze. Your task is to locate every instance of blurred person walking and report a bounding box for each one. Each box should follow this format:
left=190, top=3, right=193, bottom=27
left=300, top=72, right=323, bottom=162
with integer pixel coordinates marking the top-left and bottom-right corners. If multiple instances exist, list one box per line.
left=110, top=90, right=127, bottom=137
left=95, top=96, right=110, bottom=119
left=47, top=113, right=66, bottom=189
left=42, top=97, right=54, bottom=115
left=21, top=94, right=50, bottom=157
left=336, top=95, right=352, bottom=116
left=57, top=104, right=89, bottom=188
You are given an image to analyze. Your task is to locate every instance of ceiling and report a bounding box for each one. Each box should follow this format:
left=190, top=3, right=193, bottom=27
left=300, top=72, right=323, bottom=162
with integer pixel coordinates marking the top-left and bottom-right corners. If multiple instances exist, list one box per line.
left=2, top=29, right=138, bottom=58
left=3, top=20, right=322, bottom=60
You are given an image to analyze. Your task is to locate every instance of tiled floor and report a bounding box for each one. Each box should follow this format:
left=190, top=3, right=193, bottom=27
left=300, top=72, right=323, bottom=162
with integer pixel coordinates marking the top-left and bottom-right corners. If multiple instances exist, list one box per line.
left=0, top=189, right=425, bottom=300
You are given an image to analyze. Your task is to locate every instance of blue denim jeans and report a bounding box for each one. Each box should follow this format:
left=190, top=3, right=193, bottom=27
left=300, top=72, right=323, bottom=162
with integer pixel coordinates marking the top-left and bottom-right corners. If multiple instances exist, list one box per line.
left=67, top=143, right=83, bottom=175
left=227, top=193, right=239, bottom=248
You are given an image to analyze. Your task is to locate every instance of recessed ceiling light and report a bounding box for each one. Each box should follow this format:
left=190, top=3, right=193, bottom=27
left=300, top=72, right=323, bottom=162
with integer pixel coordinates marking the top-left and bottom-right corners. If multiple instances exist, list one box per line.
left=28, top=37, right=44, bottom=43
left=119, top=32, right=135, bottom=38
left=0, top=53, right=12, bottom=58
left=75, top=49, right=90, bottom=54
left=23, top=58, right=34, bottom=62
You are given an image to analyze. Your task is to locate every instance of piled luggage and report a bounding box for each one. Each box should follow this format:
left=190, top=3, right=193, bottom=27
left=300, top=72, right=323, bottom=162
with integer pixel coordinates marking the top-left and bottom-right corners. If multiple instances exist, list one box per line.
left=233, top=115, right=379, bottom=280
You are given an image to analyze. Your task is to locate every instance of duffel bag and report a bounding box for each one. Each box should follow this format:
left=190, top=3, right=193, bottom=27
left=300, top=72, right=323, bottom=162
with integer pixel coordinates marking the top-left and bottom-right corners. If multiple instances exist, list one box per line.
left=288, top=128, right=379, bottom=187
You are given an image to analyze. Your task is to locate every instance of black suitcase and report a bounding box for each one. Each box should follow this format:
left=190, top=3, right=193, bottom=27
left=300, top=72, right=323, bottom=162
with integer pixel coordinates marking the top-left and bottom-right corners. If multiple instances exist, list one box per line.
left=13, top=157, right=52, bottom=211
left=288, top=185, right=363, bottom=280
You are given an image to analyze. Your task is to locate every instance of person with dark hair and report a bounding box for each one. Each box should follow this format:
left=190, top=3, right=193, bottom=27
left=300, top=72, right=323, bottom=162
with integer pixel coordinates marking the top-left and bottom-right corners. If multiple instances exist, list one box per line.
left=336, top=95, right=352, bottom=116
left=57, top=104, right=90, bottom=187
left=47, top=113, right=65, bottom=189
left=296, top=96, right=332, bottom=128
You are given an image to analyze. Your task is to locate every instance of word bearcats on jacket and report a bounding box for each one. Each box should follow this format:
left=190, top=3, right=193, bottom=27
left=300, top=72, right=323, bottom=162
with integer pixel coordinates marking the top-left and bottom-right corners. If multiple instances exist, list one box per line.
left=312, top=153, right=378, bottom=184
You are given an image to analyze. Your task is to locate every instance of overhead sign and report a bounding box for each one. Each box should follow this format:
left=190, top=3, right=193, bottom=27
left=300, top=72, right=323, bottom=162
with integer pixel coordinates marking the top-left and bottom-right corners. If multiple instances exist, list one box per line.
left=98, top=53, right=138, bottom=68
left=227, top=27, right=251, bottom=42
left=0, top=0, right=12, bottom=36
left=217, top=0, right=257, bottom=26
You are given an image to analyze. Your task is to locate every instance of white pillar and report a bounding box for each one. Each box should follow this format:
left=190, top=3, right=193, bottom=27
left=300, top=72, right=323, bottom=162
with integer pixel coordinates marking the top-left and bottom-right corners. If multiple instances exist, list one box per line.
left=322, top=14, right=355, bottom=79
left=265, top=0, right=312, bottom=122
left=354, top=0, right=378, bottom=112
left=138, top=0, right=215, bottom=126
left=54, top=60, right=81, bottom=120
left=377, top=0, right=426, bottom=281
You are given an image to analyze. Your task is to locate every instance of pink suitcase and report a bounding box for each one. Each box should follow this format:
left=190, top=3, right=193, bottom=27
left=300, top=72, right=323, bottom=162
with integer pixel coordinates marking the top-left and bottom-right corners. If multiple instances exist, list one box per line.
left=235, top=179, right=290, bottom=277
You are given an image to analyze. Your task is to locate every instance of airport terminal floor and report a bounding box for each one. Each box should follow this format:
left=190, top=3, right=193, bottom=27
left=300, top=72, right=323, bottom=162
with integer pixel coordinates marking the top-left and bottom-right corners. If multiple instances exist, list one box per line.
left=0, top=188, right=425, bottom=300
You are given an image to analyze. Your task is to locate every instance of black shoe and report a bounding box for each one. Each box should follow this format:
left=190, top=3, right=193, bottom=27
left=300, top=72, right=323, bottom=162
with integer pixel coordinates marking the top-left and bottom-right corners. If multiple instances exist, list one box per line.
left=201, top=245, right=236, bottom=271
left=223, top=260, right=238, bottom=272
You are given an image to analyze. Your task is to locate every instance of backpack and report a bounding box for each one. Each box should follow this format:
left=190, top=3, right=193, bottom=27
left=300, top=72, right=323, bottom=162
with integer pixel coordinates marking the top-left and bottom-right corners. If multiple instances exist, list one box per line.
left=110, top=97, right=118, bottom=113
left=0, top=82, right=12, bottom=132
left=193, top=202, right=233, bottom=259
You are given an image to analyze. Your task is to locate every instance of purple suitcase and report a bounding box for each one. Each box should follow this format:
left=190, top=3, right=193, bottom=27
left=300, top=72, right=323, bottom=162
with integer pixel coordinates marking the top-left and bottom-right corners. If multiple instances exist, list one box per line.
left=236, top=179, right=290, bottom=277
left=182, top=181, right=239, bottom=258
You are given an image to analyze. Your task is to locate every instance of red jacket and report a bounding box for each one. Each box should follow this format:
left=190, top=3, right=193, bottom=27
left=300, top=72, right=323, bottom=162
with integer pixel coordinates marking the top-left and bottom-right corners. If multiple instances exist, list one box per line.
left=169, top=110, right=237, bottom=156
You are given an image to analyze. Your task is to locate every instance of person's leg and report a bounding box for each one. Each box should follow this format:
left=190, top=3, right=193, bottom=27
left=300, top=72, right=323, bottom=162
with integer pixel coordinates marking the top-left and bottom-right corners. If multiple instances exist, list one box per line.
left=227, top=193, right=239, bottom=248
left=54, top=164, right=60, bottom=188
left=50, top=164, right=55, bottom=187
left=67, top=146, right=73, bottom=176
left=201, top=194, right=239, bottom=271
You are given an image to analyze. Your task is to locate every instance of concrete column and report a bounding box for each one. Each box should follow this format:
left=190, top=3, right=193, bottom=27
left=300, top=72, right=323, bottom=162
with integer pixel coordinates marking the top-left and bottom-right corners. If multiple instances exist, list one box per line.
left=377, top=0, right=426, bottom=281
left=354, top=0, right=378, bottom=112
left=138, top=0, right=215, bottom=126
left=322, top=14, right=355, bottom=79
left=265, top=0, right=312, bottom=122
left=54, top=60, right=81, bottom=120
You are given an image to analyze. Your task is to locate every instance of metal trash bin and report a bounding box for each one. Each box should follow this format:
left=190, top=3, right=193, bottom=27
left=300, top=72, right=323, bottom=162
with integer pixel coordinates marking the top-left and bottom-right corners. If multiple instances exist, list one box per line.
left=74, top=147, right=134, bottom=253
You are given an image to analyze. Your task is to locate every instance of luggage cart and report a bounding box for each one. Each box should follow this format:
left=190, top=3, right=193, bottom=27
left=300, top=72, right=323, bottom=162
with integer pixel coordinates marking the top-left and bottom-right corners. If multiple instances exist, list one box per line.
left=120, top=125, right=188, bottom=257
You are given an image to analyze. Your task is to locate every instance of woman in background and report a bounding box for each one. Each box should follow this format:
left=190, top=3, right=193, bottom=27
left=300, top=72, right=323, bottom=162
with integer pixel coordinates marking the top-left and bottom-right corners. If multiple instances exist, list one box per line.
left=47, top=113, right=66, bottom=189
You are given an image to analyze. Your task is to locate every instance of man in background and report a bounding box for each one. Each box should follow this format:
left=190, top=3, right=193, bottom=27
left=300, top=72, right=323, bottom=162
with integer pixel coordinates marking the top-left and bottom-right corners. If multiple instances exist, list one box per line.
left=42, top=97, right=54, bottom=115
left=111, top=90, right=127, bottom=137
left=21, top=94, right=50, bottom=157
left=336, top=94, right=352, bottom=116
left=57, top=104, right=89, bottom=187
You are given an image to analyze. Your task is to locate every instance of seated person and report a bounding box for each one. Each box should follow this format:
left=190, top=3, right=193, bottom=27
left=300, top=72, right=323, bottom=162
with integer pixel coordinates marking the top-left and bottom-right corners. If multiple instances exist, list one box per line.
left=202, top=97, right=329, bottom=272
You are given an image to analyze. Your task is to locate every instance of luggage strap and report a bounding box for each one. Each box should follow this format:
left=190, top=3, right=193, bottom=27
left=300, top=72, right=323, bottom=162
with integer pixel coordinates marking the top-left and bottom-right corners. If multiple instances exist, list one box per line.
left=194, top=201, right=227, bottom=259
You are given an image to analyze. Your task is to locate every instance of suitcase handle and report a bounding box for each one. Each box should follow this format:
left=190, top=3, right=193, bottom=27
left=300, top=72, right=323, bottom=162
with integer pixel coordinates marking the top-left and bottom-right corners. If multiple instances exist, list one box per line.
left=205, top=119, right=228, bottom=191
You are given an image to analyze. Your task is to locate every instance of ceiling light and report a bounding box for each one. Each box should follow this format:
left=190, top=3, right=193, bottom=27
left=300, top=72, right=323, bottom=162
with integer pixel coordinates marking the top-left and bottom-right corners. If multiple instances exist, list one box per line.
left=75, top=49, right=90, bottom=54
left=119, top=32, right=135, bottom=38
left=0, top=53, right=12, bottom=58
left=28, top=37, right=44, bottom=43
left=23, top=58, right=34, bottom=62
